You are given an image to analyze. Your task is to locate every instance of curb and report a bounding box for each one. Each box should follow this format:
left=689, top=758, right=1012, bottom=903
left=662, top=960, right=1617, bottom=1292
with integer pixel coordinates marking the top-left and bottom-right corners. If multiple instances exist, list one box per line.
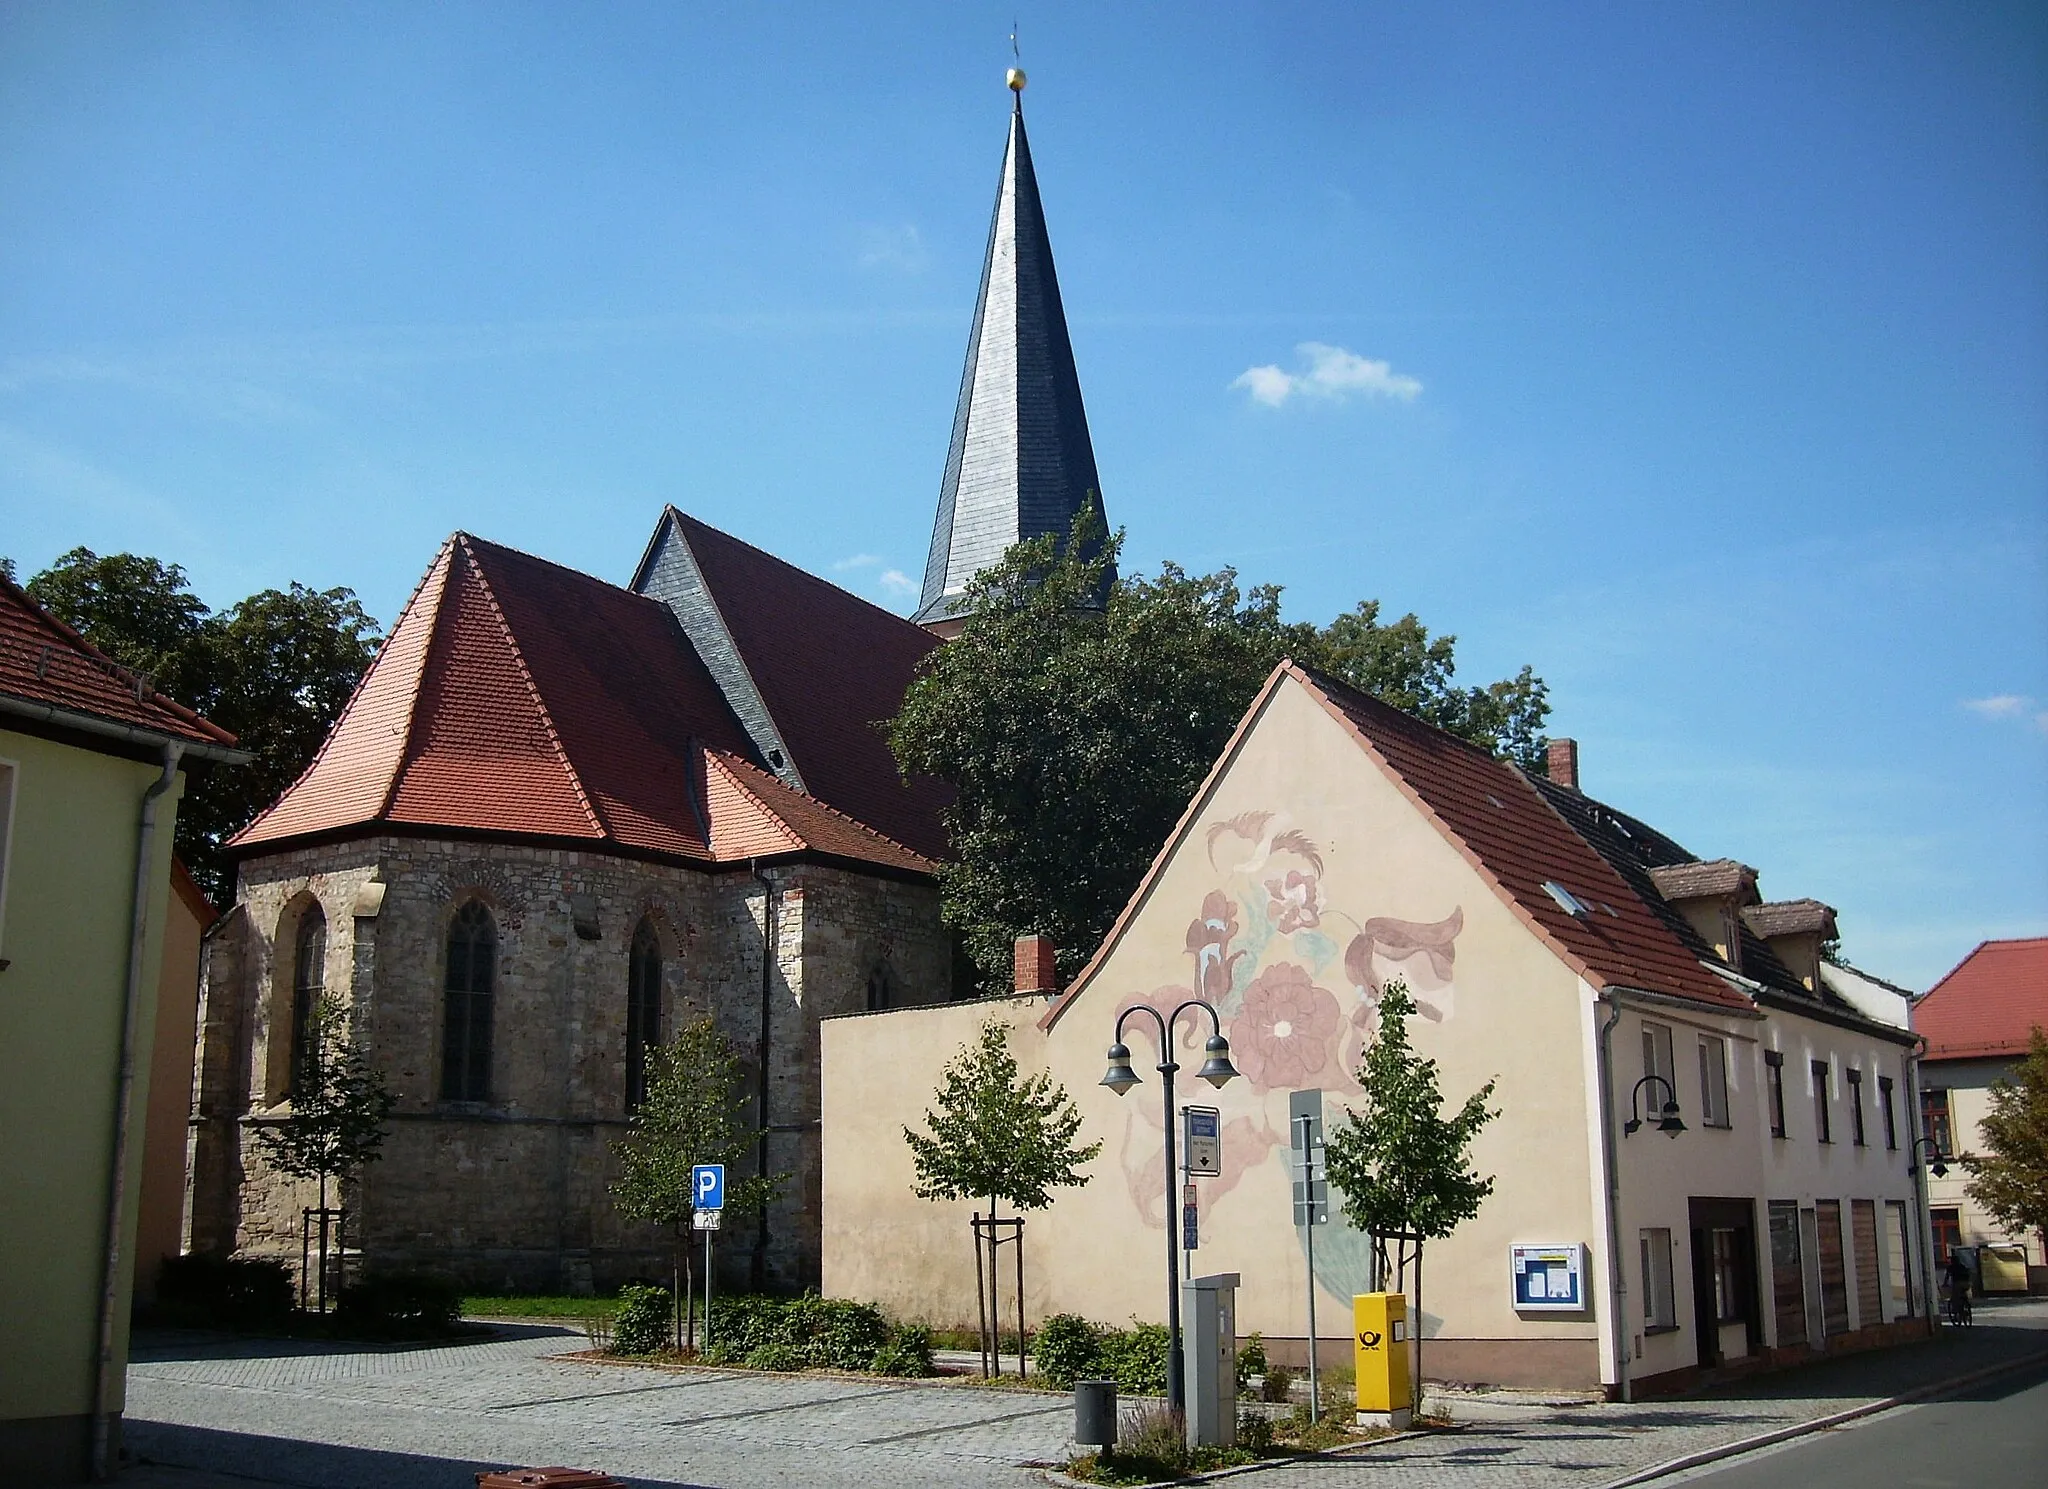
left=1596, top=1346, right=2048, bottom=1489
left=1038, top=1427, right=1436, bottom=1488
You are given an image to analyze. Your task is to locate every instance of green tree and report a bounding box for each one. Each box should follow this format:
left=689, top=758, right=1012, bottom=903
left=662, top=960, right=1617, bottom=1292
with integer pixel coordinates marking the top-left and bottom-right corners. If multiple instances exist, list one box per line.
left=888, top=513, right=1548, bottom=989
left=1323, top=980, right=1499, bottom=1412
left=903, top=1019, right=1101, bottom=1370
left=22, top=547, right=381, bottom=901
left=610, top=1016, right=781, bottom=1351
left=1962, top=1026, right=2048, bottom=1255
left=249, top=994, right=397, bottom=1310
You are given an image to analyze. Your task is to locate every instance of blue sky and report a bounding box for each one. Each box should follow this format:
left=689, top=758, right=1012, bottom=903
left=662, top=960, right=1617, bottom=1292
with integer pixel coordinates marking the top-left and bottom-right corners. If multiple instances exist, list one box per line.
left=3, top=2, right=2042, bottom=987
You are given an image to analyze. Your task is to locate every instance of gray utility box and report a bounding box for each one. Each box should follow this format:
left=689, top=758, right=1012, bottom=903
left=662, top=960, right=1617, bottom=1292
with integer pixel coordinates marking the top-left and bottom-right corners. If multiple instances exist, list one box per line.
left=1182, top=1272, right=1240, bottom=1448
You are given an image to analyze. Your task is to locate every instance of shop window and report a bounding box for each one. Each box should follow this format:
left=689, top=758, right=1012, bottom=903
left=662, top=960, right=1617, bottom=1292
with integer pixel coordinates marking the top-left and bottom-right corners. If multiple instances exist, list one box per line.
left=1887, top=1201, right=1915, bottom=1317
left=1711, top=1227, right=1745, bottom=1323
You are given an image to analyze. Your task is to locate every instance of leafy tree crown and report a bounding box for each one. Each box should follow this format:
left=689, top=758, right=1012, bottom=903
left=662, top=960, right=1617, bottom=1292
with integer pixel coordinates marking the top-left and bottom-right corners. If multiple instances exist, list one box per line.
left=250, top=995, right=396, bottom=1185
left=1323, top=980, right=1500, bottom=1243
left=610, top=1015, right=781, bottom=1225
left=1962, top=1025, right=2048, bottom=1244
left=903, top=1020, right=1101, bottom=1212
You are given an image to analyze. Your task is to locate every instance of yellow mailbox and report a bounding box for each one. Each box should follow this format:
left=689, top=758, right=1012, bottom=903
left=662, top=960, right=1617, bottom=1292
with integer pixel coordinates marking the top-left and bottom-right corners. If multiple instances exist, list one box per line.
left=1353, top=1292, right=1412, bottom=1429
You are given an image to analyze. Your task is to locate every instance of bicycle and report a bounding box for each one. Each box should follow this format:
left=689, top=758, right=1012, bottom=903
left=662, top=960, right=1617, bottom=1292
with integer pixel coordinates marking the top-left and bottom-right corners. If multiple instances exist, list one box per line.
left=1944, top=1284, right=1973, bottom=1326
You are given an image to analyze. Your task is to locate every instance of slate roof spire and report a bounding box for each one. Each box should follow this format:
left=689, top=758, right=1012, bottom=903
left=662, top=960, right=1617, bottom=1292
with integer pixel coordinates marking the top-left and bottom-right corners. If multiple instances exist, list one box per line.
left=914, top=75, right=1112, bottom=633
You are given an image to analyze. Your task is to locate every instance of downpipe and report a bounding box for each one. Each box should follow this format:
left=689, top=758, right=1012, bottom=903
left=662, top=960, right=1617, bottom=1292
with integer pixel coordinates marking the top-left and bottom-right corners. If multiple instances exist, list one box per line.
left=1596, top=992, right=1632, bottom=1404
left=92, top=744, right=182, bottom=1479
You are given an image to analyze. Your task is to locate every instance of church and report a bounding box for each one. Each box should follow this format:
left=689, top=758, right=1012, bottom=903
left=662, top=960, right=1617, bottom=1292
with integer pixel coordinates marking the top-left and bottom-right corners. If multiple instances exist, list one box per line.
left=186, top=75, right=1107, bottom=1294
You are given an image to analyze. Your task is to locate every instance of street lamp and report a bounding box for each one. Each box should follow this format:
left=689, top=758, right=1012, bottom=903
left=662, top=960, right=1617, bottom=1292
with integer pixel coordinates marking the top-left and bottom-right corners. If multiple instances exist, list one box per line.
left=1907, top=1136, right=1950, bottom=1179
left=1103, top=998, right=1239, bottom=1415
left=1622, top=1075, right=1686, bottom=1137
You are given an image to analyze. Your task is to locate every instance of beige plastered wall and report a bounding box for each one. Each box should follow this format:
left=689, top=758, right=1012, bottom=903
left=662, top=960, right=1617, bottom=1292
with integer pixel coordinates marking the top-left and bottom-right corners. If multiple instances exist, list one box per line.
left=0, top=729, right=179, bottom=1461
left=1924, top=1058, right=2046, bottom=1270
left=824, top=675, right=1602, bottom=1381
left=135, top=872, right=208, bottom=1302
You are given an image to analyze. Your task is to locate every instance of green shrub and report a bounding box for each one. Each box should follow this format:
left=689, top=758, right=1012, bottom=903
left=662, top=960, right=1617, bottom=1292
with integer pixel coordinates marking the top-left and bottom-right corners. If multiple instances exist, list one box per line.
left=1236, top=1333, right=1267, bottom=1398
left=745, top=1339, right=808, bottom=1371
left=1237, top=1409, right=1275, bottom=1453
left=610, top=1284, right=674, bottom=1355
left=1033, top=1312, right=1103, bottom=1387
left=157, top=1253, right=294, bottom=1329
left=869, top=1324, right=934, bottom=1377
left=1260, top=1364, right=1294, bottom=1403
left=1098, top=1321, right=1171, bottom=1396
left=335, top=1272, right=460, bottom=1335
left=704, top=1293, right=784, bottom=1363
left=809, top=1297, right=892, bottom=1371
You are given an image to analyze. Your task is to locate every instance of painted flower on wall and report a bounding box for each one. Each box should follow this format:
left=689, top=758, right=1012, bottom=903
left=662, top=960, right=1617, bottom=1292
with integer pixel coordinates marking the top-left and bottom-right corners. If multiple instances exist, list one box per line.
left=1229, top=962, right=1343, bottom=1091
left=1263, top=870, right=1322, bottom=934
left=1183, top=891, right=1245, bottom=1003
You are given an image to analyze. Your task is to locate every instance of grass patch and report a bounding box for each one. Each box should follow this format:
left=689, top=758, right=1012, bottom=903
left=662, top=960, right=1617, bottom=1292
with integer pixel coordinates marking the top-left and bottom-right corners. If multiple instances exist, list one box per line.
left=463, top=1294, right=621, bottom=1319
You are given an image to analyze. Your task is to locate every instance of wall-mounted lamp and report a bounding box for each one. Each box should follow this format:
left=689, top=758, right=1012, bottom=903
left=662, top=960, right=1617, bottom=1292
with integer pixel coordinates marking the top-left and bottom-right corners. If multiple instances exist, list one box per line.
left=1623, top=1074, right=1685, bottom=1138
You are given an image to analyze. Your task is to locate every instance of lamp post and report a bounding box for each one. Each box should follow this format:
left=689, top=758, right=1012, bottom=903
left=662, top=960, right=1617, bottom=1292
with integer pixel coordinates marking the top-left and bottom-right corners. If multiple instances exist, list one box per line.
left=1622, top=1075, right=1686, bottom=1138
left=1907, top=1135, right=1951, bottom=1324
left=1103, top=998, right=1239, bottom=1416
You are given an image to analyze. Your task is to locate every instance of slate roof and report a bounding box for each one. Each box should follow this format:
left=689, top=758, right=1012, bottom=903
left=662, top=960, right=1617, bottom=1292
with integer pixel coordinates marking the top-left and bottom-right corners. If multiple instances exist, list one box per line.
left=1647, top=859, right=1758, bottom=903
left=1742, top=899, right=1838, bottom=941
left=0, top=575, right=240, bottom=758
left=915, top=95, right=1112, bottom=627
left=1917, top=937, right=2048, bottom=1061
left=633, top=509, right=951, bottom=861
left=232, top=532, right=936, bottom=877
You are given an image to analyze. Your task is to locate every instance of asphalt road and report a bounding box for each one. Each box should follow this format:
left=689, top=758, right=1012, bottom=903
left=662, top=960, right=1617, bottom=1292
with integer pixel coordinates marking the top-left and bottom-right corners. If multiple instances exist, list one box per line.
left=1664, top=1361, right=2048, bottom=1489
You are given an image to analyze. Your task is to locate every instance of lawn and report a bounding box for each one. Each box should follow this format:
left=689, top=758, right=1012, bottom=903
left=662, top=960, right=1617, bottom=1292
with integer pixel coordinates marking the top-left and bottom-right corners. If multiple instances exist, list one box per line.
left=462, top=1294, right=622, bottom=1319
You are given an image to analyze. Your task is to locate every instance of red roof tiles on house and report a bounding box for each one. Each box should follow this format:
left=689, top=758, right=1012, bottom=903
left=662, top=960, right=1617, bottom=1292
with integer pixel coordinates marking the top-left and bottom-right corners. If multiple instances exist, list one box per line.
left=1296, top=667, right=1753, bottom=1013
left=232, top=534, right=935, bottom=877
left=1916, top=937, right=2048, bottom=1061
left=0, top=577, right=238, bottom=756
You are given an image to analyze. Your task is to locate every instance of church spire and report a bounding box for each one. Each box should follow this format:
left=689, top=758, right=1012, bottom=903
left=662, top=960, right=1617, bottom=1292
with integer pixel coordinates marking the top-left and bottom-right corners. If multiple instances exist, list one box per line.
left=914, top=72, right=1112, bottom=635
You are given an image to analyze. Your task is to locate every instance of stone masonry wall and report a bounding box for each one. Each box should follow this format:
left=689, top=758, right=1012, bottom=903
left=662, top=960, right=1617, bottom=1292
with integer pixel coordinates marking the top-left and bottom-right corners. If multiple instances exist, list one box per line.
left=190, top=834, right=947, bottom=1297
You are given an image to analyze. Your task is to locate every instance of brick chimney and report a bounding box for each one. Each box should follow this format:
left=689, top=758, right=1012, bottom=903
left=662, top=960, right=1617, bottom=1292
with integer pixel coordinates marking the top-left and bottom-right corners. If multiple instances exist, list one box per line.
left=1014, top=935, right=1059, bottom=997
left=1547, top=737, right=1580, bottom=791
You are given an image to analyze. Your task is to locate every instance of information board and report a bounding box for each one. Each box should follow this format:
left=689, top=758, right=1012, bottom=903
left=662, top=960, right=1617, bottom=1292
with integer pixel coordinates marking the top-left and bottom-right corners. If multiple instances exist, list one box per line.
left=1183, top=1106, right=1221, bottom=1176
left=1510, top=1243, right=1586, bottom=1311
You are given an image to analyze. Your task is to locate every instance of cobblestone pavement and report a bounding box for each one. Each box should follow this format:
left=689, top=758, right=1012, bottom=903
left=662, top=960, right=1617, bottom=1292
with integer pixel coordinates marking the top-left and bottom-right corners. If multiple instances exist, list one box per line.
left=120, top=1299, right=2048, bottom=1489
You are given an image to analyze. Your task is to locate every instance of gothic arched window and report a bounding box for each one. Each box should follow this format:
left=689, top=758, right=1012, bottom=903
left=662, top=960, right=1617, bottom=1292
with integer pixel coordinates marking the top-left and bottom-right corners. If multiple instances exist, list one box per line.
left=289, top=903, right=326, bottom=1094
left=626, top=918, right=662, bottom=1110
left=441, top=901, right=496, bottom=1102
left=866, top=961, right=895, bottom=1012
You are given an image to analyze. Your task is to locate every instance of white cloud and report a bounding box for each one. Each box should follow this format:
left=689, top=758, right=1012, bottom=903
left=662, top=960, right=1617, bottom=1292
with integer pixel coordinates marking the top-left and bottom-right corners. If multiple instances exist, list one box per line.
left=878, top=568, right=916, bottom=598
left=857, top=224, right=929, bottom=274
left=1231, top=342, right=1423, bottom=407
left=1963, top=695, right=2048, bottom=735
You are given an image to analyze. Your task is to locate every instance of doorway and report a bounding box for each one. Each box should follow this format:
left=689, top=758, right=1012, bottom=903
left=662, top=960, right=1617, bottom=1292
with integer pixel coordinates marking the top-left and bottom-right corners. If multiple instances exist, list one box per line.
left=1688, top=1197, right=1762, bottom=1368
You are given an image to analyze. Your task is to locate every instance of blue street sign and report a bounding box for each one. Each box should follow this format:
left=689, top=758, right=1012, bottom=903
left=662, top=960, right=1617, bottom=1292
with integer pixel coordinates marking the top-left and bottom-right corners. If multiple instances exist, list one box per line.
left=693, top=1163, right=725, bottom=1211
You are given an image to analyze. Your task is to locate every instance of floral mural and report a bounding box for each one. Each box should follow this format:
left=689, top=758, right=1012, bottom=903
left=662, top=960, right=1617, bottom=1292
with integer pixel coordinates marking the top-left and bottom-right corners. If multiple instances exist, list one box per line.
left=1110, top=808, right=1470, bottom=1304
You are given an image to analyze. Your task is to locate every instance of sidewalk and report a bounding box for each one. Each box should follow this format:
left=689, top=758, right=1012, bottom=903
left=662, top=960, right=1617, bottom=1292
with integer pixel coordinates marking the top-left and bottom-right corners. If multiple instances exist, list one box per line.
left=115, top=1299, right=2048, bottom=1489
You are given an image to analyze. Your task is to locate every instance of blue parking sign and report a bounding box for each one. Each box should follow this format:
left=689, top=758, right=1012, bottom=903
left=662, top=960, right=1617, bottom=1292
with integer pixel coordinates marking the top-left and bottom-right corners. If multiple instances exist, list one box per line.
left=693, top=1164, right=725, bottom=1210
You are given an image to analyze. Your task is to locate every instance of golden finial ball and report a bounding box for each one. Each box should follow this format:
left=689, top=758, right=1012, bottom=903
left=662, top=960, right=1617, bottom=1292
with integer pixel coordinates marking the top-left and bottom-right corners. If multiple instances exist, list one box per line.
left=1007, top=67, right=1027, bottom=92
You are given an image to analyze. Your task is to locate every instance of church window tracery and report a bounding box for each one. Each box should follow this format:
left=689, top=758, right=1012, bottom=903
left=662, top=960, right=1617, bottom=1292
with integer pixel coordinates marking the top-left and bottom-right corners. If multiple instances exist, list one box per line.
left=441, top=901, right=496, bottom=1102
left=289, top=903, right=326, bottom=1094
left=626, top=918, right=662, bottom=1110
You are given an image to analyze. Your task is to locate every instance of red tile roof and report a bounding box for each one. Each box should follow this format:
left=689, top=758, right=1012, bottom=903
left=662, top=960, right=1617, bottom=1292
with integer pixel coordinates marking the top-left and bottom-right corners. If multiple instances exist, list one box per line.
left=1296, top=667, right=1753, bottom=1013
left=1916, top=938, right=2048, bottom=1061
left=660, top=512, right=951, bottom=860
left=0, top=576, right=238, bottom=756
left=232, top=534, right=934, bottom=877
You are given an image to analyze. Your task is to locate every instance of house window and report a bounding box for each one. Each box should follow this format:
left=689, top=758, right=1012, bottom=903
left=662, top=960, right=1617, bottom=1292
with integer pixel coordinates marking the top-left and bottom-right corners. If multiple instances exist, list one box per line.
left=1640, top=1228, right=1677, bottom=1331
left=1846, top=1069, right=1866, bottom=1146
left=1812, top=1059, right=1832, bottom=1143
left=626, top=918, right=662, bottom=1111
left=441, top=901, right=496, bottom=1102
left=866, top=961, right=896, bottom=1012
left=1921, top=1088, right=1953, bottom=1155
left=1642, top=1021, right=1677, bottom=1110
left=1929, top=1208, right=1961, bottom=1268
left=1698, top=1036, right=1731, bottom=1128
left=1878, top=1076, right=1897, bottom=1150
left=289, top=903, right=327, bottom=1094
left=1764, top=1050, right=1787, bottom=1139
left=1711, top=1227, right=1746, bottom=1324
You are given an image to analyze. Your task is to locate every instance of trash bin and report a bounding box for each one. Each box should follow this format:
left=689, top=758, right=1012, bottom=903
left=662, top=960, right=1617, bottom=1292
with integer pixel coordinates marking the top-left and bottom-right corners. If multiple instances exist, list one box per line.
left=1074, top=1379, right=1118, bottom=1449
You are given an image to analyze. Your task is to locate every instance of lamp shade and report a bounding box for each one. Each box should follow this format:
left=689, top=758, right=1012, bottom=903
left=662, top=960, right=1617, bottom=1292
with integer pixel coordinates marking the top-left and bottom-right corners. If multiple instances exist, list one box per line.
left=1657, top=1099, right=1686, bottom=1137
left=1100, top=1042, right=1140, bottom=1095
left=1196, top=1034, right=1239, bottom=1089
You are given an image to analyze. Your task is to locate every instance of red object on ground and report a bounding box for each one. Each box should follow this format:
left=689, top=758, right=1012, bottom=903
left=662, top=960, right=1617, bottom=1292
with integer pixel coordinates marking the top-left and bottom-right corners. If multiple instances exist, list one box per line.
left=475, top=1470, right=629, bottom=1489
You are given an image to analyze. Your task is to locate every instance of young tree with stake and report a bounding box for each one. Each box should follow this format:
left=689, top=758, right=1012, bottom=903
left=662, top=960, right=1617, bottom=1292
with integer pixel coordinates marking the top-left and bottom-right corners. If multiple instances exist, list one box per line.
left=610, top=1016, right=780, bottom=1351
left=1323, top=980, right=1499, bottom=1413
left=250, top=994, right=396, bottom=1310
left=904, top=1020, right=1100, bottom=1372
